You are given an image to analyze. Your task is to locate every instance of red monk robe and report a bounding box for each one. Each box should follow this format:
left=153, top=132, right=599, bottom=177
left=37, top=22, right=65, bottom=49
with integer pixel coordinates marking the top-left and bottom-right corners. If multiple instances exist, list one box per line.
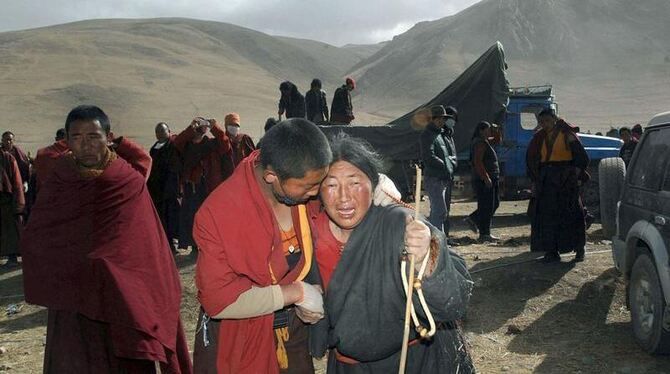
left=21, top=140, right=192, bottom=373
left=0, top=151, right=25, bottom=258
left=34, top=139, right=69, bottom=190
left=173, top=120, right=232, bottom=193
left=194, top=150, right=316, bottom=374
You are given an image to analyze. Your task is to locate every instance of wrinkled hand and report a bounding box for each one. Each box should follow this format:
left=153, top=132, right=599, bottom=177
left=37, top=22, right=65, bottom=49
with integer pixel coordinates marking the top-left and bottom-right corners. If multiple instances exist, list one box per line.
left=295, top=282, right=324, bottom=324
left=405, top=215, right=431, bottom=263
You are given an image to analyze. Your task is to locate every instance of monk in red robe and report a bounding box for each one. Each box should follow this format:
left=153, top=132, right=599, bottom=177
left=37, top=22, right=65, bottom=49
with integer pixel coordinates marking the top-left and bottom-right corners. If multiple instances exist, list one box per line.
left=173, top=117, right=231, bottom=252
left=0, top=150, right=25, bottom=267
left=2, top=131, right=31, bottom=219
left=21, top=105, right=192, bottom=374
left=223, top=112, right=255, bottom=170
left=192, top=118, right=332, bottom=374
left=33, top=128, right=69, bottom=191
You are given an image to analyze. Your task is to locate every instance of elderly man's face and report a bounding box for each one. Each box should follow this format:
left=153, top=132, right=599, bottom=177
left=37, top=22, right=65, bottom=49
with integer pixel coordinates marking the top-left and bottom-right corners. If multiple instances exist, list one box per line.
left=320, top=160, right=373, bottom=231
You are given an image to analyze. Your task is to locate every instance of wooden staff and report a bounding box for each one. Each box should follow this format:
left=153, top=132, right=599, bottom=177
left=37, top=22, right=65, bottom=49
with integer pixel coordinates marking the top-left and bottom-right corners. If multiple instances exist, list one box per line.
left=399, top=165, right=422, bottom=374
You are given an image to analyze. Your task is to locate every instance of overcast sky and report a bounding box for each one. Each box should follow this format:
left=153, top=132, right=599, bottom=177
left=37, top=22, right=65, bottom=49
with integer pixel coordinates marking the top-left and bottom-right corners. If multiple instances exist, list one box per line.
left=0, top=0, right=481, bottom=46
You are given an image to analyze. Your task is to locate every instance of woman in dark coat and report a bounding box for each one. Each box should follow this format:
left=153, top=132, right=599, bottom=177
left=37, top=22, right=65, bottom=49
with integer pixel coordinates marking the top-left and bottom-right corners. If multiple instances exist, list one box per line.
left=278, top=81, right=306, bottom=119
left=310, top=135, right=474, bottom=373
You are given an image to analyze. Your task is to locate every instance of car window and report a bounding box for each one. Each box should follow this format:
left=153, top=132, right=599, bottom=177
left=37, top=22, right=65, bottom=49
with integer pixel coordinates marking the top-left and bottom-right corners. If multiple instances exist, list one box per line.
left=629, top=128, right=670, bottom=191
left=520, top=105, right=546, bottom=130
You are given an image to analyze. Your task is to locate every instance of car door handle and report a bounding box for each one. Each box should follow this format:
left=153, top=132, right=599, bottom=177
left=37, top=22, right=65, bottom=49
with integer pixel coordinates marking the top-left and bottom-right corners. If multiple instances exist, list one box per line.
left=654, top=216, right=667, bottom=226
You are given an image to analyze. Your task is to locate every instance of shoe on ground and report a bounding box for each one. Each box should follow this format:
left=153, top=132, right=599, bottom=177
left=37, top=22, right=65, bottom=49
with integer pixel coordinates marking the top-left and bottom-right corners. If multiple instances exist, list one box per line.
left=464, top=217, right=479, bottom=234
left=478, top=234, right=500, bottom=243
left=574, top=249, right=585, bottom=262
left=542, top=252, right=561, bottom=263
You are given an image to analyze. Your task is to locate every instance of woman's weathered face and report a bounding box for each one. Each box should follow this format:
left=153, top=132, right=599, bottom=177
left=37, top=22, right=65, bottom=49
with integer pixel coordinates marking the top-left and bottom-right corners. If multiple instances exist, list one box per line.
left=320, top=160, right=373, bottom=231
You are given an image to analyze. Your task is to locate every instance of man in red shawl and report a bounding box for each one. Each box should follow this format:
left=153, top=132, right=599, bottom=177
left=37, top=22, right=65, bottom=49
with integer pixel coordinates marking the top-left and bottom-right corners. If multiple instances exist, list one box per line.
left=174, top=117, right=231, bottom=253
left=224, top=112, right=255, bottom=169
left=0, top=149, right=25, bottom=267
left=192, top=118, right=332, bottom=374
left=33, top=128, right=69, bottom=191
left=21, top=105, right=192, bottom=373
left=2, top=131, right=31, bottom=218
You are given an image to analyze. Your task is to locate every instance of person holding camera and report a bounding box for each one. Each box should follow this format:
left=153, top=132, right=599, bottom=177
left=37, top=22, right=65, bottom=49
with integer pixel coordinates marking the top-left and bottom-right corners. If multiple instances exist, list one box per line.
left=174, top=117, right=231, bottom=254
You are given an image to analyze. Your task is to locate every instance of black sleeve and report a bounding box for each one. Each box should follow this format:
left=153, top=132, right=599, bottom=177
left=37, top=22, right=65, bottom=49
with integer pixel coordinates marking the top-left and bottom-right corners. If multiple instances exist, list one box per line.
left=297, top=94, right=306, bottom=118
left=322, top=91, right=329, bottom=120
left=413, top=226, right=473, bottom=323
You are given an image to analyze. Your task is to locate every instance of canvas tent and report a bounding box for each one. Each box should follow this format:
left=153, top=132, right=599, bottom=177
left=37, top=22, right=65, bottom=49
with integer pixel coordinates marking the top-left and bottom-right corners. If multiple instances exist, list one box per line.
left=320, top=42, right=511, bottom=161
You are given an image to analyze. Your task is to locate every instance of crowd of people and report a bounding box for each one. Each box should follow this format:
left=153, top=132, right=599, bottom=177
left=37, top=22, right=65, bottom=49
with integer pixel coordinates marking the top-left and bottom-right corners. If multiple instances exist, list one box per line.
left=1, top=90, right=634, bottom=373
left=420, top=105, right=591, bottom=263
left=7, top=100, right=475, bottom=373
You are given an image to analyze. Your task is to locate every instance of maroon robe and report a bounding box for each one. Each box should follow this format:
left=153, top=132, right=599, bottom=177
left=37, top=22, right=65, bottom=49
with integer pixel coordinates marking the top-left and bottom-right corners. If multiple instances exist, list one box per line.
left=194, top=150, right=315, bottom=374
left=21, top=145, right=192, bottom=373
left=0, top=151, right=25, bottom=256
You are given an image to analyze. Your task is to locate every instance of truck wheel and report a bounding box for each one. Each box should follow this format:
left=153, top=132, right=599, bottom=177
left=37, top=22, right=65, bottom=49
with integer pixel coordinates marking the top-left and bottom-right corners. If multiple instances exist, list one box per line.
left=582, top=169, right=600, bottom=220
left=629, top=253, right=670, bottom=354
left=598, top=157, right=626, bottom=238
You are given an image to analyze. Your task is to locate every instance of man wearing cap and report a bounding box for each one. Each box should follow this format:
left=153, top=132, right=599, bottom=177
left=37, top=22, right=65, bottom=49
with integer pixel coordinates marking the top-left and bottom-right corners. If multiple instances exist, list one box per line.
left=224, top=113, right=256, bottom=170
left=420, top=105, right=458, bottom=236
left=330, top=77, right=356, bottom=125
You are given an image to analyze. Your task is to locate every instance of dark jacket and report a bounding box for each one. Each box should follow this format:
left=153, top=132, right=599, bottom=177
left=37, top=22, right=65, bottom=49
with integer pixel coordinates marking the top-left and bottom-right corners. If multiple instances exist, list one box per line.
left=305, top=89, right=329, bottom=123
left=420, top=123, right=457, bottom=180
left=619, top=139, right=638, bottom=166
left=330, top=85, right=354, bottom=124
left=279, top=91, right=306, bottom=119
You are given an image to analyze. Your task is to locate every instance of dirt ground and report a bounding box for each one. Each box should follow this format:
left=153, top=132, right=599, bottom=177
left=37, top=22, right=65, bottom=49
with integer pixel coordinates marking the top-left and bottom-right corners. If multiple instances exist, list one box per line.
left=2, top=200, right=670, bottom=373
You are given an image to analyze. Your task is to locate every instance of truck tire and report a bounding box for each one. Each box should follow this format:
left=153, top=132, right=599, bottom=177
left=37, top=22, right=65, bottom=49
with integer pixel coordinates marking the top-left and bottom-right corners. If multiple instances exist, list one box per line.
left=598, top=157, right=626, bottom=238
left=629, top=252, right=670, bottom=354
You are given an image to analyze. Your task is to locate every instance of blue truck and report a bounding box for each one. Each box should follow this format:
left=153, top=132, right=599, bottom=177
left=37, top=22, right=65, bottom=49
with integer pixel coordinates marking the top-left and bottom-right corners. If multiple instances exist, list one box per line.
left=320, top=43, right=622, bottom=213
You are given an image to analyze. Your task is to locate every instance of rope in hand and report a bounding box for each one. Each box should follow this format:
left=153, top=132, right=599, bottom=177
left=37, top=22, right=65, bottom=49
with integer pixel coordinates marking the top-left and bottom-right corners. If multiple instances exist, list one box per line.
left=398, top=165, right=437, bottom=374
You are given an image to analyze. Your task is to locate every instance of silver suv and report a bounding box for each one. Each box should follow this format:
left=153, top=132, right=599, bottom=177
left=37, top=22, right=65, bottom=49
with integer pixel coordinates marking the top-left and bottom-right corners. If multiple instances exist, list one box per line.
left=600, top=111, right=670, bottom=354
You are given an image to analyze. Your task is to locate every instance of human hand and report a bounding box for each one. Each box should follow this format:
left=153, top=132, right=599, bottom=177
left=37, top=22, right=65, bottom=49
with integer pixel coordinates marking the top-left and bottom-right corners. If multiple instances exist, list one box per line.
left=280, top=282, right=303, bottom=306
left=404, top=215, right=430, bottom=263
left=485, top=178, right=493, bottom=188
left=295, top=305, right=324, bottom=324
left=373, top=173, right=401, bottom=206
left=295, top=282, right=324, bottom=324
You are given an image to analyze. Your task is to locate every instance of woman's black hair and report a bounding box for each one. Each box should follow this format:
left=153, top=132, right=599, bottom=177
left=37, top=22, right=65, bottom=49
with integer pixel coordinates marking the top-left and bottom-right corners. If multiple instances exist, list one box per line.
left=471, top=121, right=491, bottom=140
left=329, top=133, right=384, bottom=188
